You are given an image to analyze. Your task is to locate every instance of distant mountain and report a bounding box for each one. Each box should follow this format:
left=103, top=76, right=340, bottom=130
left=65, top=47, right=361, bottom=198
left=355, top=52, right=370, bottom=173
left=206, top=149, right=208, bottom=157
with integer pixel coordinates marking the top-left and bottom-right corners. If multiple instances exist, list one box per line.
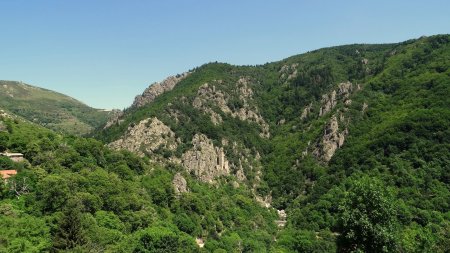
left=0, top=81, right=112, bottom=135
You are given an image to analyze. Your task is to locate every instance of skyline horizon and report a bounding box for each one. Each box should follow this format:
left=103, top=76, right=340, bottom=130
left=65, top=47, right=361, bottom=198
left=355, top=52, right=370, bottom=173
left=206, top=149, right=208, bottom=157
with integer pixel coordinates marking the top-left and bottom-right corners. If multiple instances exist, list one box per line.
left=1, top=1, right=449, bottom=109
left=1, top=33, right=446, bottom=110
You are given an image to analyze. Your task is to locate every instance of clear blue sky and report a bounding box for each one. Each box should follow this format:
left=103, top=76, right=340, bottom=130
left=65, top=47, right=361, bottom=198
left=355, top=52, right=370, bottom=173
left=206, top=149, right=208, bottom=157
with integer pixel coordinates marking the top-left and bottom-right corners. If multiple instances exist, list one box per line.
left=1, top=0, right=449, bottom=109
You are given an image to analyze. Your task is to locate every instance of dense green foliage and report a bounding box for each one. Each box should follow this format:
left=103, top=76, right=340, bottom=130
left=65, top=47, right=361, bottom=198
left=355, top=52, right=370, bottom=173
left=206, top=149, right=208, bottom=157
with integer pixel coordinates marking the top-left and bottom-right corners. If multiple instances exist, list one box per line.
left=0, top=81, right=111, bottom=135
left=0, top=118, right=277, bottom=252
left=1, top=35, right=449, bottom=252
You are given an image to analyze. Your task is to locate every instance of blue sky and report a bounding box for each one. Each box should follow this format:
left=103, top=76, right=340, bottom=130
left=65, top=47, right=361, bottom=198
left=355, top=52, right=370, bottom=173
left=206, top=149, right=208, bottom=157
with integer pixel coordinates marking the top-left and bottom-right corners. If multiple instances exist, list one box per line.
left=0, top=0, right=449, bottom=109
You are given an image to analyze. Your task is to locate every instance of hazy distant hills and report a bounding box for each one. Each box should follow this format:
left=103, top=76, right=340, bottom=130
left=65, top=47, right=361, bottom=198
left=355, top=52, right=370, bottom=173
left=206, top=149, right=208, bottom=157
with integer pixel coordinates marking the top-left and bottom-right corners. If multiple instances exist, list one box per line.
left=0, top=81, right=111, bottom=135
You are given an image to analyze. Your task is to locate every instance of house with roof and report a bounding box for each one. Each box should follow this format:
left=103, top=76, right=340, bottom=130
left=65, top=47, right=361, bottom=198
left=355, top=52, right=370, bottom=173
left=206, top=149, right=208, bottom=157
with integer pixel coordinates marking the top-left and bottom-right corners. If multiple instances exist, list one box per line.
left=0, top=170, right=17, bottom=183
left=0, top=152, right=24, bottom=162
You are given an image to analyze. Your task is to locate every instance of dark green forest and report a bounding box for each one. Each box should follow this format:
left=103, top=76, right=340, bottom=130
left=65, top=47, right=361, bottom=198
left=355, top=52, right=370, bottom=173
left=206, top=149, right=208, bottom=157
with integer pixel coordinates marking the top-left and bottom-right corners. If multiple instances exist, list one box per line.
left=1, top=35, right=449, bottom=252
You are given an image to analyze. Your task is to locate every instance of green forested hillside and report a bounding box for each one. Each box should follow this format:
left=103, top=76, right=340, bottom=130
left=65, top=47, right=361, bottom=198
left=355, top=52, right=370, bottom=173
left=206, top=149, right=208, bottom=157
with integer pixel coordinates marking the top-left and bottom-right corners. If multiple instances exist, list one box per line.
left=0, top=117, right=277, bottom=252
left=0, top=81, right=111, bottom=135
left=95, top=35, right=449, bottom=252
left=0, top=35, right=449, bottom=252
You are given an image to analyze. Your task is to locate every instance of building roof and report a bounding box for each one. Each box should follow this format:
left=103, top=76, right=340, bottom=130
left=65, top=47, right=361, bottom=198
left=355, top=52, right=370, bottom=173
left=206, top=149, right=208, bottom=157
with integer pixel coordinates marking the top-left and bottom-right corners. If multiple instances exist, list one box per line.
left=1, top=152, right=24, bottom=157
left=0, top=170, right=17, bottom=179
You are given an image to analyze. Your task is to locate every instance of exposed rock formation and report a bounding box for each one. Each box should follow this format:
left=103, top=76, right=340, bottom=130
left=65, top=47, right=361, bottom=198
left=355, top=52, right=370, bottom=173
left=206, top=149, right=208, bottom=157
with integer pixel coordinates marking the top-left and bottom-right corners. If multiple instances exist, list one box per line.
left=109, top=117, right=179, bottom=156
left=362, top=102, right=368, bottom=113
left=233, top=78, right=270, bottom=138
left=195, top=238, right=205, bottom=248
left=276, top=210, right=287, bottom=228
left=338, top=81, right=354, bottom=106
left=319, top=81, right=356, bottom=117
left=172, top=173, right=188, bottom=195
left=181, top=134, right=230, bottom=183
left=132, top=72, right=190, bottom=109
left=103, top=109, right=124, bottom=129
left=193, top=80, right=270, bottom=138
left=192, top=82, right=230, bottom=125
left=168, top=108, right=182, bottom=123
left=319, top=90, right=337, bottom=116
left=338, top=81, right=353, bottom=98
left=301, top=103, right=313, bottom=120
left=279, top=63, right=299, bottom=81
left=233, top=107, right=270, bottom=138
left=255, top=194, right=272, bottom=208
left=0, top=109, right=10, bottom=119
left=313, top=116, right=348, bottom=162
left=237, top=77, right=252, bottom=94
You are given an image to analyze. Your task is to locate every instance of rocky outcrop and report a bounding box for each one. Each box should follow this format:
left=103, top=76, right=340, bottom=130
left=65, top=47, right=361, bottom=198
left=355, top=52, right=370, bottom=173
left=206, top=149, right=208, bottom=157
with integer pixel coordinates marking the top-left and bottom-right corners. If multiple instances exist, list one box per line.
left=319, top=90, right=337, bottom=116
left=313, top=115, right=348, bottom=162
left=172, top=173, right=188, bottom=195
left=0, top=109, right=10, bottom=119
left=109, top=117, right=179, bottom=156
left=319, top=81, right=356, bottom=117
left=362, top=102, right=368, bottom=113
left=308, top=82, right=359, bottom=161
left=233, top=107, right=270, bottom=138
left=276, top=210, right=287, bottom=228
left=167, top=108, right=182, bottom=123
left=195, top=238, right=205, bottom=248
left=193, top=80, right=270, bottom=138
left=338, top=81, right=354, bottom=106
left=237, top=77, right=254, bottom=98
left=279, top=63, right=299, bottom=81
left=255, top=194, right=272, bottom=208
left=301, top=103, right=313, bottom=120
left=338, top=81, right=353, bottom=97
left=233, top=78, right=270, bottom=138
left=192, top=82, right=230, bottom=125
left=181, top=134, right=230, bottom=183
left=103, top=109, right=123, bottom=129
left=132, top=72, right=190, bottom=109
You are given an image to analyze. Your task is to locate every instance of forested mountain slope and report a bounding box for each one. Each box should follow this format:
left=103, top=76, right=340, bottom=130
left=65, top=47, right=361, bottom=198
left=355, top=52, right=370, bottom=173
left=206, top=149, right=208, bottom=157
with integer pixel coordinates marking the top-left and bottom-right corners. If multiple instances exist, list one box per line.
left=0, top=35, right=448, bottom=252
left=0, top=113, right=277, bottom=252
left=95, top=34, right=450, bottom=252
left=0, top=81, right=111, bottom=135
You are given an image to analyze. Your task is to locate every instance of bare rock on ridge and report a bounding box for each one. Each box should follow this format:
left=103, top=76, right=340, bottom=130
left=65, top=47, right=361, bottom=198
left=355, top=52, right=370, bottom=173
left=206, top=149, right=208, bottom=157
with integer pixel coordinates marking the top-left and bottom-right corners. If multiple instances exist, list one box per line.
left=109, top=117, right=179, bottom=156
left=132, top=72, right=190, bottom=109
left=181, top=133, right=230, bottom=183
left=173, top=173, right=189, bottom=195
left=313, top=115, right=348, bottom=162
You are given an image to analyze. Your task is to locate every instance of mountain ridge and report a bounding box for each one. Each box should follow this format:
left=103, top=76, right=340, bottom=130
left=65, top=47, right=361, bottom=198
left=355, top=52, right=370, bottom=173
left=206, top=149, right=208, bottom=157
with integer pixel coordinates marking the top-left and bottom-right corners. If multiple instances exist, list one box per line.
left=0, top=34, right=448, bottom=252
left=0, top=80, right=113, bottom=135
left=93, top=34, right=449, bottom=251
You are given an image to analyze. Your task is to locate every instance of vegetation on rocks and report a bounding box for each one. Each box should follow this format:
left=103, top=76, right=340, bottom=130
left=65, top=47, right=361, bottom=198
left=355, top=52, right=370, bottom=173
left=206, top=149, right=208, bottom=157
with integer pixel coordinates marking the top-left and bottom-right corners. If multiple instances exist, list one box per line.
left=1, top=35, right=449, bottom=252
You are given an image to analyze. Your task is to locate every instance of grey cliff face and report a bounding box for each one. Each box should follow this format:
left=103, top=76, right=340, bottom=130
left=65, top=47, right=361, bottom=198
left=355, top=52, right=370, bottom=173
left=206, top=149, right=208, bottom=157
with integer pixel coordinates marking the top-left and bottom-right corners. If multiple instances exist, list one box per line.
left=132, top=72, right=190, bottom=109
left=181, top=133, right=230, bottom=183
left=108, top=117, right=179, bottom=157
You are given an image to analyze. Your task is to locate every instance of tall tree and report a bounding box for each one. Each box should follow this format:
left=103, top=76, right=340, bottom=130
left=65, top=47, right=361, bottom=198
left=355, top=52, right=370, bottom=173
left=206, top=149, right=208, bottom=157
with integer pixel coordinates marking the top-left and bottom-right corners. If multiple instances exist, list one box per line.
left=53, top=197, right=87, bottom=251
left=337, top=176, right=398, bottom=252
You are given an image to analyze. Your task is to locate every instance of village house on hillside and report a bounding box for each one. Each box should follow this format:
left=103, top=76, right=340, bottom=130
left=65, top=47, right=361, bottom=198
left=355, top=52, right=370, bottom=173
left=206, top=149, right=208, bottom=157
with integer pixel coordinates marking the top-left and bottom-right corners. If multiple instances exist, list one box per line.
left=0, top=152, right=24, bottom=162
left=0, top=170, right=17, bottom=183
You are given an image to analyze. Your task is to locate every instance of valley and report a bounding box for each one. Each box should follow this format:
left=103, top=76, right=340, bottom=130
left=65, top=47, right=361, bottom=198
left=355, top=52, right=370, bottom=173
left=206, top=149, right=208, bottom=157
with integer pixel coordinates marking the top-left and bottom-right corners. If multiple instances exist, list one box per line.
left=0, top=35, right=449, bottom=252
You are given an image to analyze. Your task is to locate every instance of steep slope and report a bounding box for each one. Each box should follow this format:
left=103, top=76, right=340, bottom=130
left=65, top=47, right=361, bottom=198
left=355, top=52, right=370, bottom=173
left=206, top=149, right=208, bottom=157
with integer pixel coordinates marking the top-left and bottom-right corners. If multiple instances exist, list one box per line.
left=0, top=111, right=277, bottom=252
left=96, top=35, right=450, bottom=251
left=0, top=81, right=111, bottom=135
